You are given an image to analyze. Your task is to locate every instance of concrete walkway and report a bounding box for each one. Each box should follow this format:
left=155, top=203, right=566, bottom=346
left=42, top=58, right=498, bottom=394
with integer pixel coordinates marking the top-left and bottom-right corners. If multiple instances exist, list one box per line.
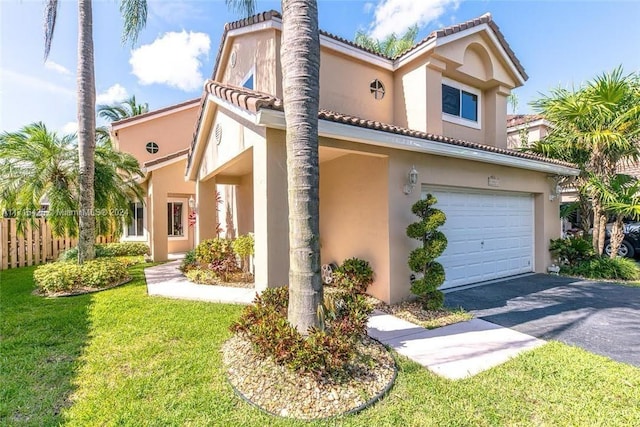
left=144, top=262, right=545, bottom=380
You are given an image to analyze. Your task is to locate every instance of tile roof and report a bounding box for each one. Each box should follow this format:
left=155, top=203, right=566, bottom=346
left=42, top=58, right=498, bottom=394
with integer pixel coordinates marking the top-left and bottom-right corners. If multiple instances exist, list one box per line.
left=507, top=114, right=545, bottom=128
left=195, top=81, right=574, bottom=169
left=211, top=10, right=527, bottom=80
left=111, top=98, right=200, bottom=127
left=144, top=148, right=189, bottom=168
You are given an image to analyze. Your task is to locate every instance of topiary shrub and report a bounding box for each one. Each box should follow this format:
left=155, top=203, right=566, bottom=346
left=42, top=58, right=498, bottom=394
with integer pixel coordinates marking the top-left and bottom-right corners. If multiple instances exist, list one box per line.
left=549, top=236, right=595, bottom=266
left=333, top=257, right=374, bottom=294
left=231, top=286, right=373, bottom=378
left=406, top=195, right=448, bottom=310
left=34, top=258, right=130, bottom=294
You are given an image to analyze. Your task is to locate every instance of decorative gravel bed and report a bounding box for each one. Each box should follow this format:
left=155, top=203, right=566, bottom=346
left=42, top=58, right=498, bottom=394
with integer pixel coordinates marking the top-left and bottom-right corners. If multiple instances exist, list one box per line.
left=373, top=299, right=473, bottom=329
left=222, top=334, right=396, bottom=420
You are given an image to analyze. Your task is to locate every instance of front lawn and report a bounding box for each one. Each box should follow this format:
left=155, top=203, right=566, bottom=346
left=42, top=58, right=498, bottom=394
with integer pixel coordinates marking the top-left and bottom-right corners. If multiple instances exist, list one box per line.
left=2, top=265, right=640, bottom=426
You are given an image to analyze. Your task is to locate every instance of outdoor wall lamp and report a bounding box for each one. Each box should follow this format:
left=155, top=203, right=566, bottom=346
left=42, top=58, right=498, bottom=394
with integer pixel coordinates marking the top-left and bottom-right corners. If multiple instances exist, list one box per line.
left=188, top=195, right=196, bottom=210
left=548, top=175, right=563, bottom=202
left=403, top=165, right=419, bottom=195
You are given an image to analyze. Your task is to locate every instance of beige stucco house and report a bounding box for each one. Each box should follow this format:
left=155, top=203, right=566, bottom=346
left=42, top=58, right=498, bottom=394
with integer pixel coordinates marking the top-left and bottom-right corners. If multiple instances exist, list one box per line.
left=175, top=11, right=580, bottom=304
left=110, top=99, right=200, bottom=260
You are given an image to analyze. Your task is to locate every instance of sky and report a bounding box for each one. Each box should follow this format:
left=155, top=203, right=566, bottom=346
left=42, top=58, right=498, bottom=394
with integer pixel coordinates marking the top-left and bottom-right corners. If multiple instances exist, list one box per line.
left=1, top=0, right=639, bottom=135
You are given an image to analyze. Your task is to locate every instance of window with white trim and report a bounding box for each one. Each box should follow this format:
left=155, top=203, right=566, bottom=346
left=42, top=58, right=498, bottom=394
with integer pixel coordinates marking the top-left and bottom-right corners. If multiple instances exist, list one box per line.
left=241, top=68, right=254, bottom=90
left=167, top=201, right=184, bottom=237
left=127, top=202, right=144, bottom=237
left=441, top=78, right=481, bottom=129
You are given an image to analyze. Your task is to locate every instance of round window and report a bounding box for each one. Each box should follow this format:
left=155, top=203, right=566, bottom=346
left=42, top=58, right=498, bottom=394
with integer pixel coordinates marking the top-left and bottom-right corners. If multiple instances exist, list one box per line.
left=369, top=79, right=385, bottom=100
left=146, top=141, right=159, bottom=154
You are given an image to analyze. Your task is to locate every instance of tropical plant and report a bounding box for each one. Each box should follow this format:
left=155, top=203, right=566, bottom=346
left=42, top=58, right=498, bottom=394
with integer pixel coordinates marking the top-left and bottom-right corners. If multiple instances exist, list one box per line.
left=0, top=123, right=144, bottom=240
left=586, top=174, right=640, bottom=258
left=97, top=95, right=149, bottom=122
left=529, top=67, right=640, bottom=254
left=232, top=233, right=254, bottom=274
left=354, top=25, right=418, bottom=58
left=44, top=0, right=148, bottom=263
left=333, top=257, right=374, bottom=294
left=406, top=195, right=448, bottom=310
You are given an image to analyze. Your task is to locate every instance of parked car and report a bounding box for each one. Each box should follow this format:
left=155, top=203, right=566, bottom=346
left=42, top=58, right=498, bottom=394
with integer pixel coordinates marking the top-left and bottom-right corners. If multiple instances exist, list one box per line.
left=603, top=222, right=640, bottom=258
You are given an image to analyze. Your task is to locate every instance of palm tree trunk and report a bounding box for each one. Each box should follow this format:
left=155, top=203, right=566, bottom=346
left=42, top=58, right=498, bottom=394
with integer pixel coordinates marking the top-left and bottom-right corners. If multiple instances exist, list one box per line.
left=610, top=214, right=625, bottom=258
left=281, top=0, right=322, bottom=335
left=76, top=0, right=96, bottom=263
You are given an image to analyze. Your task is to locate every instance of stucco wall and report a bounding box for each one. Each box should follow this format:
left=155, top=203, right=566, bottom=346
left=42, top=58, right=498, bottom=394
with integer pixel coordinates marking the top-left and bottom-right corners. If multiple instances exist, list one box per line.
left=319, top=153, right=390, bottom=302
left=114, top=105, right=199, bottom=165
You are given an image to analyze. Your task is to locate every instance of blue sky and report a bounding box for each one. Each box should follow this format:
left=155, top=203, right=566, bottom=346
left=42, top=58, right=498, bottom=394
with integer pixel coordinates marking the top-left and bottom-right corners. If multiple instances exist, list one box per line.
left=1, top=0, right=639, bottom=135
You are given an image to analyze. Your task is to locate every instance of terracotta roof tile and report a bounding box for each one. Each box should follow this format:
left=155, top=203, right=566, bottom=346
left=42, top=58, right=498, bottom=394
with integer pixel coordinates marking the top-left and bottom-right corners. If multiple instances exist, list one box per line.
left=210, top=10, right=527, bottom=80
left=111, top=98, right=200, bottom=127
left=144, top=148, right=190, bottom=168
left=192, top=81, right=574, bottom=169
left=507, top=114, right=545, bottom=128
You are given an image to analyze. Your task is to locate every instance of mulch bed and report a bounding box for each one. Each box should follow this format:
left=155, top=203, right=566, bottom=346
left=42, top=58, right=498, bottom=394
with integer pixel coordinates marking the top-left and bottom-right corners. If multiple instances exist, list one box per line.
left=222, top=334, right=396, bottom=420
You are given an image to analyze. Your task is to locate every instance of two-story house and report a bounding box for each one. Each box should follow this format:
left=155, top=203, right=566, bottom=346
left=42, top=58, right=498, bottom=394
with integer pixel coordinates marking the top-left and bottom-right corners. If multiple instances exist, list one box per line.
left=114, top=11, right=579, bottom=304
left=183, top=11, right=579, bottom=304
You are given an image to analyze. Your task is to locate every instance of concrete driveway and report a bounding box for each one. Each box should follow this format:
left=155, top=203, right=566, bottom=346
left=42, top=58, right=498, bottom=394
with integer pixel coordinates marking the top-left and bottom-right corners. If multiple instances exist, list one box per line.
left=445, top=274, right=640, bottom=367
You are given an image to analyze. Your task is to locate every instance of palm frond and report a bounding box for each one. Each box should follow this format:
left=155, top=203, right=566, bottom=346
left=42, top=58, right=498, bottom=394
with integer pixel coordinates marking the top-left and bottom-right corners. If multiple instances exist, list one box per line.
left=43, top=0, right=59, bottom=60
left=120, top=0, right=147, bottom=45
left=225, top=0, right=256, bottom=18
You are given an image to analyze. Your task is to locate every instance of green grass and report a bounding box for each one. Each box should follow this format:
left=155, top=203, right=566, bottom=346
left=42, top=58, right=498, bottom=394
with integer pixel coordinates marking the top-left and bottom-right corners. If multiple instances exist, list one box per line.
left=2, top=265, right=640, bottom=426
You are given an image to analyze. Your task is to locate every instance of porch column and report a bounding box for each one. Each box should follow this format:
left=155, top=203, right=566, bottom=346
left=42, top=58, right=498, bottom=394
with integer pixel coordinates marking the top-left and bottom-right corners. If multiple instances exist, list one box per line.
left=195, top=176, right=218, bottom=244
left=149, top=180, right=168, bottom=262
left=253, top=131, right=289, bottom=291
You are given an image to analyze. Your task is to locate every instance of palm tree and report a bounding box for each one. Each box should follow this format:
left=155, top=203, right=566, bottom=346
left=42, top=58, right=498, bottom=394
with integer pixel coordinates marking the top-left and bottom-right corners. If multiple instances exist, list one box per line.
left=355, top=25, right=418, bottom=58
left=44, top=0, right=148, bottom=263
left=282, top=0, right=322, bottom=334
left=97, top=96, right=149, bottom=122
left=587, top=174, right=640, bottom=258
left=530, top=67, right=640, bottom=254
left=0, top=122, right=144, bottom=238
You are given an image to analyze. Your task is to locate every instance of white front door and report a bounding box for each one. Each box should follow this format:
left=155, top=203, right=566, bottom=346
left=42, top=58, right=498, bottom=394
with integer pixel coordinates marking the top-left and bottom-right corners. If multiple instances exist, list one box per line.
left=425, top=187, right=534, bottom=289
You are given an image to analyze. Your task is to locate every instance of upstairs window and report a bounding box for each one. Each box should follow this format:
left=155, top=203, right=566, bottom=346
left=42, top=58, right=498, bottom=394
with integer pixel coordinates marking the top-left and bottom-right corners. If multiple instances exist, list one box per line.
left=242, top=70, right=254, bottom=90
left=442, top=84, right=478, bottom=121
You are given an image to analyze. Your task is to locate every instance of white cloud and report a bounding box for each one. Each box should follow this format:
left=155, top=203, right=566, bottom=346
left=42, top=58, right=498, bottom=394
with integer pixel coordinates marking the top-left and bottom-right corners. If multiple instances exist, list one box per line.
left=363, top=2, right=375, bottom=13
left=60, top=121, right=78, bottom=135
left=96, top=84, right=128, bottom=105
left=44, top=60, right=72, bottom=76
left=1, top=68, right=75, bottom=97
left=368, top=0, right=460, bottom=40
left=129, top=31, right=210, bottom=92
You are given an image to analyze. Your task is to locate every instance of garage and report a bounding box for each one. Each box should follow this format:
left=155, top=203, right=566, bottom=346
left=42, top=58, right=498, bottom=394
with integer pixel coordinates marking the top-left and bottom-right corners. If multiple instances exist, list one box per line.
left=424, top=186, right=534, bottom=290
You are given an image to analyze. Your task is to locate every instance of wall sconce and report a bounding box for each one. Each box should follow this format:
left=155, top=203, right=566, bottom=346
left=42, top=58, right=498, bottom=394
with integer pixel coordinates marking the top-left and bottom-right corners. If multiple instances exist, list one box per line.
left=547, top=175, right=563, bottom=202
left=188, top=195, right=196, bottom=210
left=403, top=165, right=419, bottom=195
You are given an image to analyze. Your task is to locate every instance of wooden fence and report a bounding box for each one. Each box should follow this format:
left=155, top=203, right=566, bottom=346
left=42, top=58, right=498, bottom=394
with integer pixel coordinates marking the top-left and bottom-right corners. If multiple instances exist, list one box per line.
left=0, top=218, right=115, bottom=270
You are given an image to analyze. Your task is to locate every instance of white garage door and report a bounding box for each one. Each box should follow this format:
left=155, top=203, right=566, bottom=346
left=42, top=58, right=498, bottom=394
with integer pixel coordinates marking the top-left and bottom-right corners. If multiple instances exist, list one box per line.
left=424, top=187, right=534, bottom=290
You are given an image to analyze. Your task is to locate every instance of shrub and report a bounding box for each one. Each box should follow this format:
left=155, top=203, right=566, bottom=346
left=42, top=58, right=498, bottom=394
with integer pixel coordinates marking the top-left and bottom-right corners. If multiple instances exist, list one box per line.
left=406, top=195, right=448, bottom=310
left=232, top=233, right=254, bottom=273
left=562, top=256, right=640, bottom=280
left=34, top=258, right=130, bottom=294
left=549, top=237, right=595, bottom=266
left=58, top=242, right=149, bottom=261
left=194, top=238, right=238, bottom=281
left=179, top=249, right=198, bottom=273
left=231, top=286, right=373, bottom=378
left=185, top=267, right=220, bottom=285
left=333, top=257, right=374, bottom=294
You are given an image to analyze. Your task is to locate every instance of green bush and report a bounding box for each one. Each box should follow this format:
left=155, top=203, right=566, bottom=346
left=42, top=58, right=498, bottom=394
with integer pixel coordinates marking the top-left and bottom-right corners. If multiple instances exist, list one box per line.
left=34, top=258, right=130, bottom=294
left=58, top=242, right=149, bottom=261
left=549, top=237, right=595, bottom=266
left=230, top=286, right=373, bottom=378
left=232, top=234, right=254, bottom=273
left=406, top=195, right=448, bottom=310
left=194, top=238, right=238, bottom=281
left=185, top=267, right=220, bottom=285
left=333, top=257, right=374, bottom=294
left=179, top=249, right=198, bottom=273
left=562, top=256, right=640, bottom=280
